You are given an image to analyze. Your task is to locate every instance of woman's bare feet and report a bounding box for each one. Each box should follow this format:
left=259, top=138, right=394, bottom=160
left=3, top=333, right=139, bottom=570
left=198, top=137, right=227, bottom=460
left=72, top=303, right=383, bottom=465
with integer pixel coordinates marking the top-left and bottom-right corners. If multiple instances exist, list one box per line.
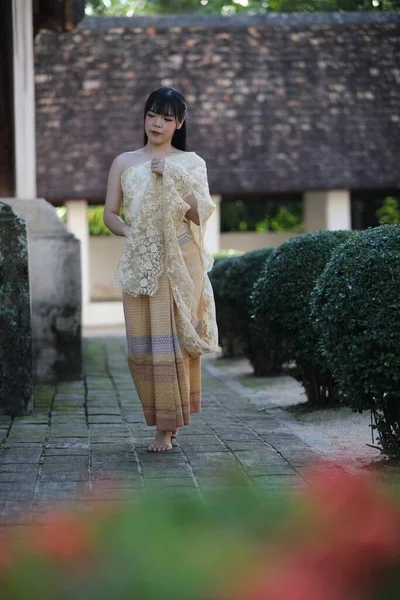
left=147, top=430, right=173, bottom=452
left=171, top=427, right=179, bottom=439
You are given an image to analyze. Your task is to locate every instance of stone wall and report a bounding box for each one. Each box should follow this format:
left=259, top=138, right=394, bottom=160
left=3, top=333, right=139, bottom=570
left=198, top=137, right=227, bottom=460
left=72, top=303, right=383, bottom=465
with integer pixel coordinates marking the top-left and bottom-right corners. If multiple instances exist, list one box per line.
left=0, top=203, right=33, bottom=415
left=34, top=13, right=400, bottom=199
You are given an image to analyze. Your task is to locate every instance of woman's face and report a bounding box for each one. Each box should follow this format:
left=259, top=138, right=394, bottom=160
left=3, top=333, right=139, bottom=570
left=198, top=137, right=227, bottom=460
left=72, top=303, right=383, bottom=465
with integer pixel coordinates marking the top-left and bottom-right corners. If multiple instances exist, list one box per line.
left=145, top=108, right=183, bottom=144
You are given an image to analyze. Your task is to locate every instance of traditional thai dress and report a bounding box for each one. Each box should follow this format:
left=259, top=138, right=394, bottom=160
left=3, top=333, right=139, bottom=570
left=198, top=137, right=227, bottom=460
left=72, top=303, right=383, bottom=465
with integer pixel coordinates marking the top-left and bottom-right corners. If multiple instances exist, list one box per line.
left=112, top=151, right=219, bottom=431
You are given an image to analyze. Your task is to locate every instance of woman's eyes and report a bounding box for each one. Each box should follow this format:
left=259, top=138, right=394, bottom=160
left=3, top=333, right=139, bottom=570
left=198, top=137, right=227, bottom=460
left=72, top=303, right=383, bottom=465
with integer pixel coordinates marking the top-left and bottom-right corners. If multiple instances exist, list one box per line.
left=148, top=113, right=173, bottom=121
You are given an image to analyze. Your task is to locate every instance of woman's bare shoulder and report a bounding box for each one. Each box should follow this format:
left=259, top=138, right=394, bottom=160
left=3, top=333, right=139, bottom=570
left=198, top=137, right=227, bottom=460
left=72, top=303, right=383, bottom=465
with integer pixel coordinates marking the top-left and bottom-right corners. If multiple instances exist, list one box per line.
left=115, top=150, right=142, bottom=161
left=111, top=150, right=142, bottom=171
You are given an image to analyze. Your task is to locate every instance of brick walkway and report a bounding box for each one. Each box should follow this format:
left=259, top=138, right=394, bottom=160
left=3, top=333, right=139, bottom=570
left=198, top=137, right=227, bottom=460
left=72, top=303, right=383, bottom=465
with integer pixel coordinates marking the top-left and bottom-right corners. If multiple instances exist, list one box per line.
left=0, top=338, right=322, bottom=526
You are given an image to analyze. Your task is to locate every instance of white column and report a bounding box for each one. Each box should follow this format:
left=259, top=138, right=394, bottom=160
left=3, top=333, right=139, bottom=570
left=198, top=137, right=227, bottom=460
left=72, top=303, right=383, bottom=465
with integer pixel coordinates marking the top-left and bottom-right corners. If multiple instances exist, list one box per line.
left=66, top=200, right=90, bottom=304
left=303, top=190, right=351, bottom=232
left=205, top=194, right=221, bottom=254
left=12, top=0, right=36, bottom=199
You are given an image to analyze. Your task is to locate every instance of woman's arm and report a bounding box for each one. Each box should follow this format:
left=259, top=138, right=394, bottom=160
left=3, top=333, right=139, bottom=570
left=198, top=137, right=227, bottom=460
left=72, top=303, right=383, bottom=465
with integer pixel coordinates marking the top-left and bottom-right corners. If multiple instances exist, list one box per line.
left=183, top=192, right=200, bottom=226
left=103, top=155, right=130, bottom=237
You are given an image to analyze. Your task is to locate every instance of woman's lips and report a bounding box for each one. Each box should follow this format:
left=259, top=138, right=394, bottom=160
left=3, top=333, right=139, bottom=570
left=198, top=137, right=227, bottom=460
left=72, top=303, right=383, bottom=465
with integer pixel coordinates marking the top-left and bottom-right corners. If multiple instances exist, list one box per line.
left=151, top=131, right=161, bottom=136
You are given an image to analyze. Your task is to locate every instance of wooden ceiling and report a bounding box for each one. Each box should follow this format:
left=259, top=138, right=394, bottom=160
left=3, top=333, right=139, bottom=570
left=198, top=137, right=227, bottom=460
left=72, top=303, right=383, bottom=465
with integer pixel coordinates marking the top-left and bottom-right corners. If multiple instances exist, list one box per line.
left=33, top=0, right=86, bottom=35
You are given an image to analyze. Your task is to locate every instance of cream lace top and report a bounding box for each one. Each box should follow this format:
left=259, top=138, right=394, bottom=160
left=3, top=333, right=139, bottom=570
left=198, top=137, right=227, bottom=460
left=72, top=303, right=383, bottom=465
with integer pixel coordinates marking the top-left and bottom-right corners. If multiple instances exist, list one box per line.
left=112, top=151, right=219, bottom=357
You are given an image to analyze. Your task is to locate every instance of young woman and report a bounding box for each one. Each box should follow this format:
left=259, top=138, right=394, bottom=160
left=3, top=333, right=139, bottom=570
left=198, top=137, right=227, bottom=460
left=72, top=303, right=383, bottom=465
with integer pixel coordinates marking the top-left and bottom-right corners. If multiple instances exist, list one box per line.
left=104, top=87, right=218, bottom=452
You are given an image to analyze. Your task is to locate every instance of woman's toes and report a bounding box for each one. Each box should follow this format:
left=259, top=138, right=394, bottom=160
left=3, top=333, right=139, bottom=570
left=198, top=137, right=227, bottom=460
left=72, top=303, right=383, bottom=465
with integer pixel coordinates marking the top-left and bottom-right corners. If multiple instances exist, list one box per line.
left=147, top=431, right=173, bottom=452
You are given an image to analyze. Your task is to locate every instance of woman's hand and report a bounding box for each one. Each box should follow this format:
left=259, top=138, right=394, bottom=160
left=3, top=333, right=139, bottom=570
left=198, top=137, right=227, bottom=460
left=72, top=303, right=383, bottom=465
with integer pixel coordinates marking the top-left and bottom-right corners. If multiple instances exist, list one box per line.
left=151, top=157, right=165, bottom=175
left=122, top=223, right=131, bottom=237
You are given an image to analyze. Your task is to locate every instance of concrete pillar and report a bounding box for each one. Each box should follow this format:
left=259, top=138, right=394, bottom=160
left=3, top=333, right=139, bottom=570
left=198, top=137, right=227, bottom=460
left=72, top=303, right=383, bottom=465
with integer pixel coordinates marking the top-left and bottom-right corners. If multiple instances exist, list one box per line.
left=303, top=190, right=351, bottom=232
left=66, top=200, right=90, bottom=304
left=5, top=0, right=82, bottom=382
left=12, top=0, right=36, bottom=199
left=205, top=194, right=221, bottom=254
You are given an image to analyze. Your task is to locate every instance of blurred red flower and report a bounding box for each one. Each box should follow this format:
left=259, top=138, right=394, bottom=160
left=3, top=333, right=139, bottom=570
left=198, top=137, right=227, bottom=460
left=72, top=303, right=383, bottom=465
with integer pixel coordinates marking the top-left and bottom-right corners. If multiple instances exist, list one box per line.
left=29, top=509, right=95, bottom=565
left=0, top=531, right=8, bottom=572
left=234, top=463, right=400, bottom=600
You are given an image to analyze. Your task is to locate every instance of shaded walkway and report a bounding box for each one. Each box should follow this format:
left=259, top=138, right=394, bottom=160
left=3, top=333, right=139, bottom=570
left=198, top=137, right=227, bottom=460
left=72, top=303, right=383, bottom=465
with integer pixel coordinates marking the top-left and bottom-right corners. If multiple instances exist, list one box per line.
left=0, top=338, right=322, bottom=526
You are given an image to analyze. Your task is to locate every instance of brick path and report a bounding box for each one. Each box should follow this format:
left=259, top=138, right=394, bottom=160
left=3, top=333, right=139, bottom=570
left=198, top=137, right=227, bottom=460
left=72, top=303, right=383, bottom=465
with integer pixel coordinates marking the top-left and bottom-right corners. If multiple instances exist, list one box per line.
left=0, top=338, right=322, bottom=527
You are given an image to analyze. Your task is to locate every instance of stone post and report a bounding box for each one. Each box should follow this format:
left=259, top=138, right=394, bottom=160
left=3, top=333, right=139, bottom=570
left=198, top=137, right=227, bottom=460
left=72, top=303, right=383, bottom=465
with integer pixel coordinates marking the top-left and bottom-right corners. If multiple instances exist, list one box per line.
left=303, top=190, right=352, bottom=232
left=65, top=199, right=90, bottom=304
left=0, top=203, right=33, bottom=415
left=4, top=198, right=82, bottom=382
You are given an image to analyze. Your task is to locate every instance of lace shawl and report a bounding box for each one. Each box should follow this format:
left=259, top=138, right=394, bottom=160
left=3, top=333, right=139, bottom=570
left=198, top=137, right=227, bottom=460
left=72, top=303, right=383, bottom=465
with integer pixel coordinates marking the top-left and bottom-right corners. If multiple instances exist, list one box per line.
left=112, top=153, right=219, bottom=357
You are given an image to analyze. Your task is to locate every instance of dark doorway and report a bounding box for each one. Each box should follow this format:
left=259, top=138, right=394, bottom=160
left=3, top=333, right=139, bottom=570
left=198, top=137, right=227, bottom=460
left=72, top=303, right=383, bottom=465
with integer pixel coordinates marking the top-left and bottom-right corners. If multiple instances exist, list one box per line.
left=0, top=0, right=14, bottom=197
left=351, top=189, right=400, bottom=229
left=221, top=193, right=303, bottom=233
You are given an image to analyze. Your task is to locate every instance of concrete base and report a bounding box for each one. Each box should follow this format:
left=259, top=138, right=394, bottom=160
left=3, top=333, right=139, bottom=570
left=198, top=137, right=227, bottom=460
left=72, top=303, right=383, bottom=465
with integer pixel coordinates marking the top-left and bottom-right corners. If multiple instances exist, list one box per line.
left=83, top=301, right=125, bottom=328
left=66, top=199, right=90, bottom=303
left=4, top=198, right=82, bottom=382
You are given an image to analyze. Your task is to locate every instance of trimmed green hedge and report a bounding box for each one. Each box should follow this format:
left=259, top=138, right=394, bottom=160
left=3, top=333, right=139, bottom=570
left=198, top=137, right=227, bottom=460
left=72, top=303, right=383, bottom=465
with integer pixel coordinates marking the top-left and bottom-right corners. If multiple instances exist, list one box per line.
left=209, top=249, right=274, bottom=363
left=312, top=224, right=400, bottom=455
left=251, top=231, right=353, bottom=404
left=221, top=248, right=279, bottom=375
left=209, top=257, right=244, bottom=357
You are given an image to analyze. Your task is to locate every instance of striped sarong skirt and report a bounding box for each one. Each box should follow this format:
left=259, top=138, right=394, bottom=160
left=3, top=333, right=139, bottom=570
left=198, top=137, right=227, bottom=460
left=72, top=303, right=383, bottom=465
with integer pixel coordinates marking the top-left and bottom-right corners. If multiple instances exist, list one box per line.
left=122, top=231, right=203, bottom=431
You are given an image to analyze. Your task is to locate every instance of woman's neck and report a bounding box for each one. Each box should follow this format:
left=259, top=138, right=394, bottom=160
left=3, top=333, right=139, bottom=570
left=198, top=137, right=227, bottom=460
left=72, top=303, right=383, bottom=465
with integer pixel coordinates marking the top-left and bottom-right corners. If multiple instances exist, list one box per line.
left=143, top=143, right=177, bottom=155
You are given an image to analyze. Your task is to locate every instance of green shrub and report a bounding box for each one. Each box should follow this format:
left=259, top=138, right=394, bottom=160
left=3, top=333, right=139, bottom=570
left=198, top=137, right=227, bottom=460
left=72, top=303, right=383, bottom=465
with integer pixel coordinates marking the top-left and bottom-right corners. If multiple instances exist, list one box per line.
left=220, top=248, right=279, bottom=375
left=57, top=205, right=125, bottom=236
left=312, top=224, right=400, bottom=455
left=251, top=231, right=353, bottom=405
left=376, top=196, right=400, bottom=225
left=251, top=255, right=288, bottom=377
left=56, top=206, right=67, bottom=222
left=88, top=205, right=113, bottom=236
left=209, top=257, right=244, bottom=357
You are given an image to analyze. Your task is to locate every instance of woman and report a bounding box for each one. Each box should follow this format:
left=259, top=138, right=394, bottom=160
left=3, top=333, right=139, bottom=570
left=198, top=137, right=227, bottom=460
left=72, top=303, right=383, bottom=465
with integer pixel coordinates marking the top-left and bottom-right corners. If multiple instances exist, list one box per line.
left=104, top=87, right=218, bottom=453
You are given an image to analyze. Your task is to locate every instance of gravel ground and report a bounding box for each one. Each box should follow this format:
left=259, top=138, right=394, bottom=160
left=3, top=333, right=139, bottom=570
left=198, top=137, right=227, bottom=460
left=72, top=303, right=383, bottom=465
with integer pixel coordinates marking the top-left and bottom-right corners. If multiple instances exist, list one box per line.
left=204, top=355, right=383, bottom=469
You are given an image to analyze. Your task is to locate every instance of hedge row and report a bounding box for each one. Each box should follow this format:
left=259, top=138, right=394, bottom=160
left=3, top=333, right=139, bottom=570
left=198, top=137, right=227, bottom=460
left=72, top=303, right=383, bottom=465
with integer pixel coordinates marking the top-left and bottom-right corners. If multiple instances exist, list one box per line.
left=209, top=248, right=276, bottom=372
left=312, top=225, right=400, bottom=455
left=252, top=231, right=353, bottom=404
left=210, top=225, right=400, bottom=455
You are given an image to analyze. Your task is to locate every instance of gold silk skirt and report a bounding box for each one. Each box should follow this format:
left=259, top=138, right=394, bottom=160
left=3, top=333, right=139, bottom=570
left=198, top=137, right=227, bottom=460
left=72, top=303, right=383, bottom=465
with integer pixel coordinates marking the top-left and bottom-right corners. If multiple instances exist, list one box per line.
left=122, top=230, right=204, bottom=431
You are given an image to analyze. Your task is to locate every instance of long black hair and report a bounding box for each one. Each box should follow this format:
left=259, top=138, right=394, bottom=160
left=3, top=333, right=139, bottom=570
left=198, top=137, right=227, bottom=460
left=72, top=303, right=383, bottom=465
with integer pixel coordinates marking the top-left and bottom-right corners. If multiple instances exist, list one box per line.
left=143, top=87, right=188, bottom=151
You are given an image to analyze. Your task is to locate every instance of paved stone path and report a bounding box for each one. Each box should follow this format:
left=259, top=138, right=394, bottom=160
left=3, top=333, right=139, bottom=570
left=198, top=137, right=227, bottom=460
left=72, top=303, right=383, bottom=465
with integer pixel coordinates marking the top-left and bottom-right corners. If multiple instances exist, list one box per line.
left=0, top=338, right=322, bottom=527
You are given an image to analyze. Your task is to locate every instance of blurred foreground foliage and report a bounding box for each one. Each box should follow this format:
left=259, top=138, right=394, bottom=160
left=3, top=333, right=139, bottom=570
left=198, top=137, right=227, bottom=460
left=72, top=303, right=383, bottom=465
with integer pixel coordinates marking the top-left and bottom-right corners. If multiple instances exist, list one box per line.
left=2, top=465, right=400, bottom=599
